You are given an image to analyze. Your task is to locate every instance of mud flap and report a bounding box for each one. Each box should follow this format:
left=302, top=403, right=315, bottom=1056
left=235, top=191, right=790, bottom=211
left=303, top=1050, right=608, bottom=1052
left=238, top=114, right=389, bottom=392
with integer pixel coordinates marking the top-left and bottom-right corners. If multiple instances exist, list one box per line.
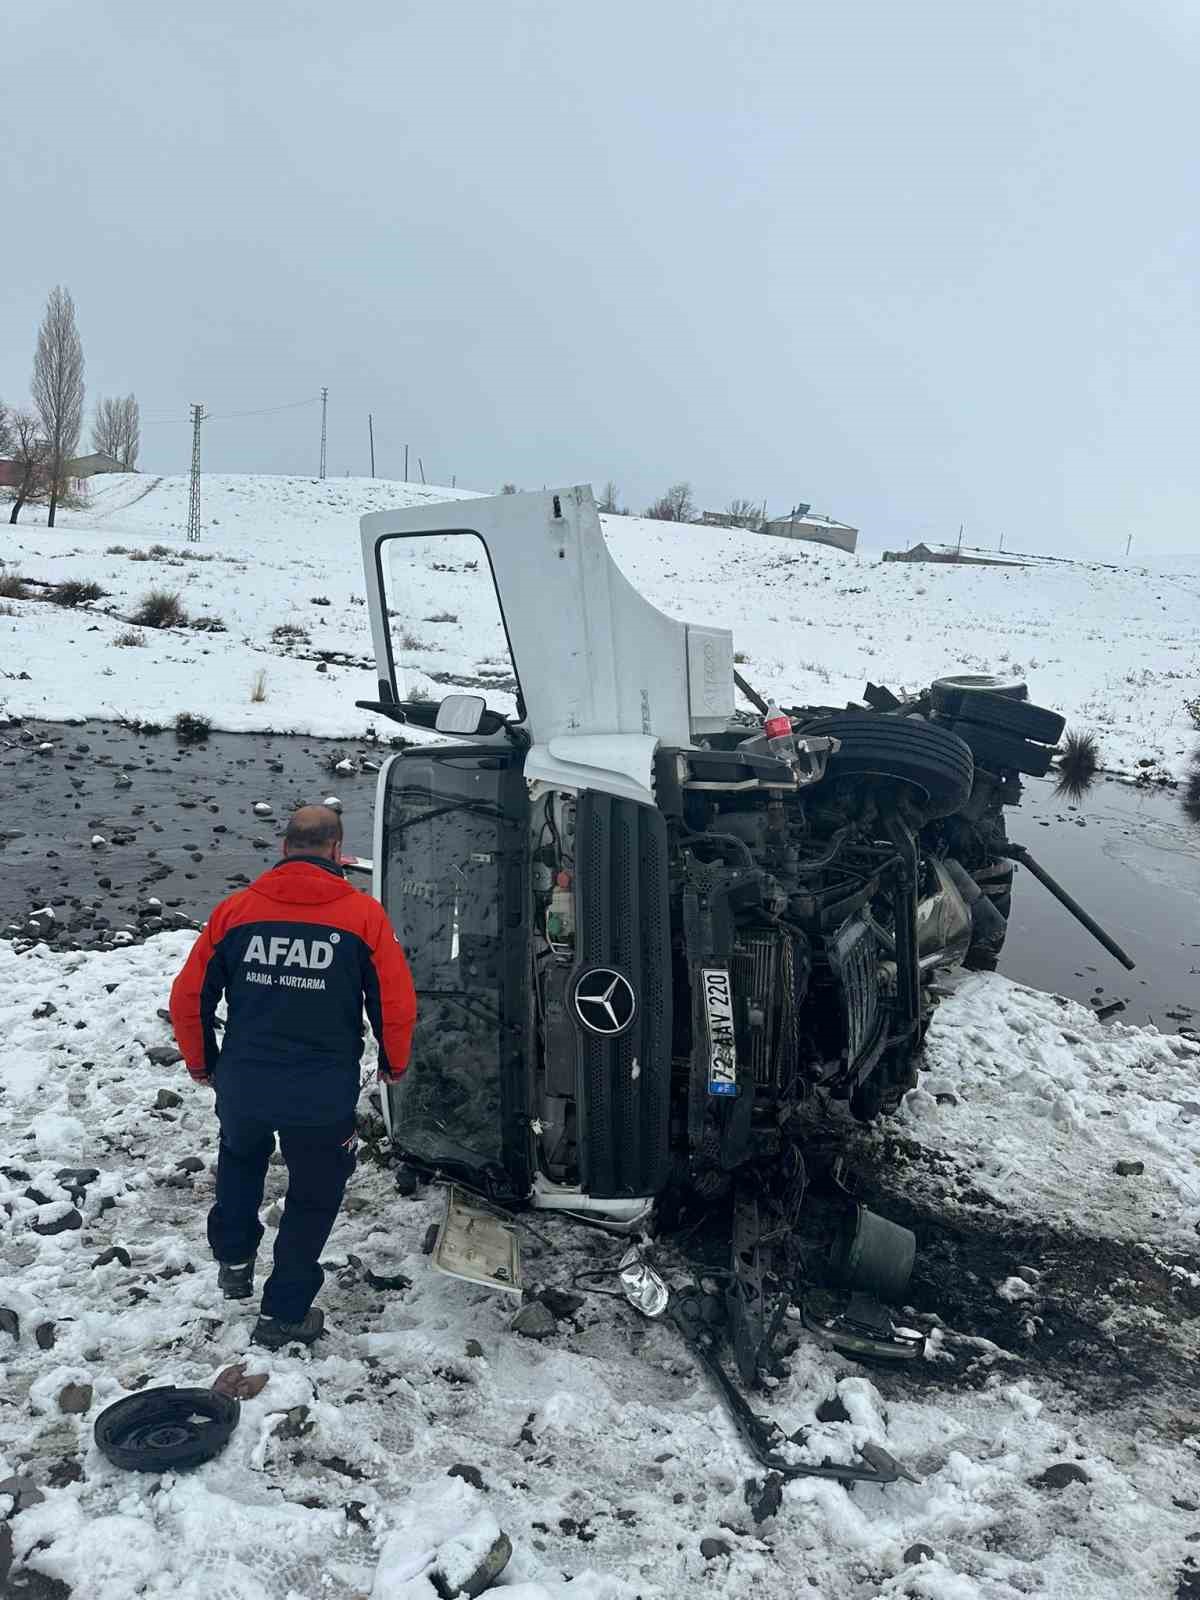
left=670, top=1289, right=920, bottom=1486
left=432, top=1185, right=522, bottom=1297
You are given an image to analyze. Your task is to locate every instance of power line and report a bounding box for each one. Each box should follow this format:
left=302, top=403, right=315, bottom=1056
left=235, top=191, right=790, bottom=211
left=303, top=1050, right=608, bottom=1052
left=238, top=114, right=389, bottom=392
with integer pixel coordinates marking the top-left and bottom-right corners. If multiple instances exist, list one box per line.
left=142, top=393, right=322, bottom=426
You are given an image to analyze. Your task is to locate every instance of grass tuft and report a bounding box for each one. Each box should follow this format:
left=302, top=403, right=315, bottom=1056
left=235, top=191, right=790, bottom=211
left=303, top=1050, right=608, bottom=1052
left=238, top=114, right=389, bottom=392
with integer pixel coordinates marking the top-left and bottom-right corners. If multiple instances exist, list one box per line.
left=132, top=588, right=188, bottom=628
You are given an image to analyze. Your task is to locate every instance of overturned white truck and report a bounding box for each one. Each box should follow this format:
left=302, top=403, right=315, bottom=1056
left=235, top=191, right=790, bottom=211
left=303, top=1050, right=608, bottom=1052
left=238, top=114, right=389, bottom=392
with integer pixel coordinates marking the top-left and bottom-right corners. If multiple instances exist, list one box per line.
left=353, top=486, right=1116, bottom=1479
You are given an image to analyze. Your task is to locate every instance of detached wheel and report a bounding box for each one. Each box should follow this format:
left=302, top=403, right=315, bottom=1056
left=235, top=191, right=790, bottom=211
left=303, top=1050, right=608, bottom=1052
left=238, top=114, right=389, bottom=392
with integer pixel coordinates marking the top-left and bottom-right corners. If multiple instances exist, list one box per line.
left=94, top=1386, right=240, bottom=1473
left=799, top=713, right=974, bottom=819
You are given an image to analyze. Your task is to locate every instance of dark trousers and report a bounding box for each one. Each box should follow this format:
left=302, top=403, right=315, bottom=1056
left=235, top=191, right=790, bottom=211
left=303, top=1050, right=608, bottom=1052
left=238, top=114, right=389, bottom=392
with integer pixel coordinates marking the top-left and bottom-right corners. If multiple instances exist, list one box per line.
left=207, top=1110, right=357, bottom=1322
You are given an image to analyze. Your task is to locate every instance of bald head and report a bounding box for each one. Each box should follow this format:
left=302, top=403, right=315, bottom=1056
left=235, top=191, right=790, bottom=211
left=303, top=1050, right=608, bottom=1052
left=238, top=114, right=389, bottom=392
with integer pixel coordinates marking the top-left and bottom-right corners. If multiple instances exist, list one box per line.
left=283, top=804, right=344, bottom=861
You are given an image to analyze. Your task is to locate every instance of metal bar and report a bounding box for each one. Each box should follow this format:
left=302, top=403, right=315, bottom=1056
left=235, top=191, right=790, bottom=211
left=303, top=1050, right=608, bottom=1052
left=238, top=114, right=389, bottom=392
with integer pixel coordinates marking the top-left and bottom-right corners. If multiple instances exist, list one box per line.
left=1002, top=843, right=1136, bottom=970
left=733, top=669, right=770, bottom=715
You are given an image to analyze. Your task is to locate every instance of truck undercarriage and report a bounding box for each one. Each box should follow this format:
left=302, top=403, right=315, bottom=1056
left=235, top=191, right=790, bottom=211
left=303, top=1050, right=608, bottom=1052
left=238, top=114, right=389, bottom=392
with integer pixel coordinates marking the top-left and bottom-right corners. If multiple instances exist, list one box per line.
left=355, top=487, right=1133, bottom=1485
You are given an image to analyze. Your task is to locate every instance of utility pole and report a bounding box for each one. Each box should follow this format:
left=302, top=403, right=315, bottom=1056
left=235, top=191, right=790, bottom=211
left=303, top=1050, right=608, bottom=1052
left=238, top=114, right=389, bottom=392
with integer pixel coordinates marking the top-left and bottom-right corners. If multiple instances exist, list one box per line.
left=187, top=403, right=205, bottom=543
left=368, top=413, right=375, bottom=478
left=1000, top=531, right=1005, bottom=552
left=319, top=387, right=328, bottom=480
left=1125, top=531, right=1132, bottom=558
left=956, top=522, right=964, bottom=553
left=404, top=444, right=409, bottom=482
left=418, top=456, right=426, bottom=485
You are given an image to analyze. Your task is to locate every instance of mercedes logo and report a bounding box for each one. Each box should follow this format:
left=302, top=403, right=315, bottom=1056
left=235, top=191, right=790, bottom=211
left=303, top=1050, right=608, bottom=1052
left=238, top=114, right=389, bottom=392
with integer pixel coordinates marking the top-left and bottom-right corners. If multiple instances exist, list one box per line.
left=572, top=967, right=637, bottom=1037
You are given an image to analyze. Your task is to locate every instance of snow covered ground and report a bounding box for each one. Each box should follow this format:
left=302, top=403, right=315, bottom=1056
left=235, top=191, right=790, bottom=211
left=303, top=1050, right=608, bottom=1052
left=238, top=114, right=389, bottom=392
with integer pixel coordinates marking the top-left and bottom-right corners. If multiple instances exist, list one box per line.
left=2, top=473, right=1197, bottom=777
left=2, top=935, right=1199, bottom=1600
left=3, top=473, right=1200, bottom=1597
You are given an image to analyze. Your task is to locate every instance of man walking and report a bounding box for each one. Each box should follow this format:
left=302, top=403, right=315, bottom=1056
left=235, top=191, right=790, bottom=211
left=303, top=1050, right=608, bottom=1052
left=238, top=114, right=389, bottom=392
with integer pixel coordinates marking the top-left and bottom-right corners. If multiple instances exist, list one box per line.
left=170, top=804, right=415, bottom=1349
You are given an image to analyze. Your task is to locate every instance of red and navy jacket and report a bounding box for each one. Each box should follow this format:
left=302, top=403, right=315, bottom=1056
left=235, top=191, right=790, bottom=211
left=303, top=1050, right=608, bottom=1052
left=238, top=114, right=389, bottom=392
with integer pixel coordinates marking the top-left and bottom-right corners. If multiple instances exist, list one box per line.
left=169, top=857, right=416, bottom=1125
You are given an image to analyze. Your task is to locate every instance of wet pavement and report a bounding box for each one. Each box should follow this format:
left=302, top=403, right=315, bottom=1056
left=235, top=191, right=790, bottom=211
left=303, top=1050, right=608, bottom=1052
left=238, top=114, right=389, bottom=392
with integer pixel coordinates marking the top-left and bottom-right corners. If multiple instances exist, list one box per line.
left=1, top=719, right=1196, bottom=1031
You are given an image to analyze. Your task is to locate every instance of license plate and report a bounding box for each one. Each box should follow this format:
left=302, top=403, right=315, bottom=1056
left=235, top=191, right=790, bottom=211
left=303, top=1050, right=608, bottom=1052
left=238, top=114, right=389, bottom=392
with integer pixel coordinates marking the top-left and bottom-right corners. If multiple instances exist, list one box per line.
left=701, top=967, right=739, bottom=1096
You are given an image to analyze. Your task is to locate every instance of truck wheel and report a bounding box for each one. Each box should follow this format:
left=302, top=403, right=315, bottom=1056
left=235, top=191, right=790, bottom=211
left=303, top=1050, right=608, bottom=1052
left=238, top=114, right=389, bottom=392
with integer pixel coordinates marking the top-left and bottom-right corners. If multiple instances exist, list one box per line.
left=933, top=686, right=1065, bottom=745
left=930, top=673, right=1028, bottom=705
left=799, top=714, right=974, bottom=819
left=943, top=720, right=1054, bottom=778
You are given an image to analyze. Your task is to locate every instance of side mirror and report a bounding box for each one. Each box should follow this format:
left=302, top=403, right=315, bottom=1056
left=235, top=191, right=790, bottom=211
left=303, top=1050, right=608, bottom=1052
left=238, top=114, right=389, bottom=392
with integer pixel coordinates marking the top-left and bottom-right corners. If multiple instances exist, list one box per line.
left=435, top=693, right=487, bottom=735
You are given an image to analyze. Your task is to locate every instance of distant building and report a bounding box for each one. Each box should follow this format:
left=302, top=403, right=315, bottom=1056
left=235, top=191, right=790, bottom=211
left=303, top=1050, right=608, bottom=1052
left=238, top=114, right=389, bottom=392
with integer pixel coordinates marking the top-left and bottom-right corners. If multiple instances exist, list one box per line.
left=763, top=505, right=858, bottom=554
left=0, top=461, right=23, bottom=489
left=882, top=542, right=1022, bottom=568
left=65, top=452, right=130, bottom=480
left=700, top=509, right=762, bottom=531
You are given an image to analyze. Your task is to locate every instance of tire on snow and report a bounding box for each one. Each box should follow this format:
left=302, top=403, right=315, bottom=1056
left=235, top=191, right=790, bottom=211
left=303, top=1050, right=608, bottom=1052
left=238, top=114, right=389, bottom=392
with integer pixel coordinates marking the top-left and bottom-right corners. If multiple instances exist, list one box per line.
left=94, top=1386, right=240, bottom=1472
left=799, top=713, right=975, bottom=819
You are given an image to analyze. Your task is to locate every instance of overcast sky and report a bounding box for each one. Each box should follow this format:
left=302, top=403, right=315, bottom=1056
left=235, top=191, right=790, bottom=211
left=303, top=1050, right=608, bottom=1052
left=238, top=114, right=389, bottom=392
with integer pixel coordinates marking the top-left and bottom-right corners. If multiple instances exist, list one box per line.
left=3, top=1, right=1196, bottom=555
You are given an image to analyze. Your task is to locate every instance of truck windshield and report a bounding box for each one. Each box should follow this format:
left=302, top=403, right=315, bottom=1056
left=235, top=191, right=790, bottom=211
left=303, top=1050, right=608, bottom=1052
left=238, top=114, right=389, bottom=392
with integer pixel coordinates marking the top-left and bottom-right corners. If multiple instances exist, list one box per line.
left=380, top=755, right=517, bottom=1180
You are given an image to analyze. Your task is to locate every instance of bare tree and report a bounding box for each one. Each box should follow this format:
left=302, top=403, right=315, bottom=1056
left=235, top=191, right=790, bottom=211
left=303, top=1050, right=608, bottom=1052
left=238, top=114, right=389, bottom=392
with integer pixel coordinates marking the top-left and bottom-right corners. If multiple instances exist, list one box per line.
left=118, top=394, right=140, bottom=468
left=31, top=285, right=85, bottom=527
left=7, top=411, right=48, bottom=525
left=723, top=497, right=762, bottom=529
left=500, top=482, right=518, bottom=495
left=598, top=480, right=624, bottom=514
left=0, top=399, right=12, bottom=459
left=91, top=393, right=140, bottom=468
left=644, top=481, right=696, bottom=523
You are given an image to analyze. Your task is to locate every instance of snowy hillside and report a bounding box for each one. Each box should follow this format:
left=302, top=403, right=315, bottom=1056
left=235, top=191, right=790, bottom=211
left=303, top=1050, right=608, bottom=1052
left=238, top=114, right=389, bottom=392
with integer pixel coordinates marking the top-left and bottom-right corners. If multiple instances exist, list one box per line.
left=1, top=473, right=1197, bottom=776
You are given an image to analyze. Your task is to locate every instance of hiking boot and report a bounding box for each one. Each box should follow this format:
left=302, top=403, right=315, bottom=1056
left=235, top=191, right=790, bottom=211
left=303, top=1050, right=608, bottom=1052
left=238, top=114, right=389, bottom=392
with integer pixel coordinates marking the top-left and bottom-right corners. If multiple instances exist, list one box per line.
left=251, top=1308, right=324, bottom=1350
left=217, top=1258, right=256, bottom=1300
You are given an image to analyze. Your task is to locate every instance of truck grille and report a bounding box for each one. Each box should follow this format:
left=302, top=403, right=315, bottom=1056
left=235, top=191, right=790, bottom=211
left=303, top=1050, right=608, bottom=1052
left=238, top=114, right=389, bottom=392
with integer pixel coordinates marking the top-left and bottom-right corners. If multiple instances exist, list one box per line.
left=830, top=914, right=884, bottom=1074
left=573, top=793, right=671, bottom=1197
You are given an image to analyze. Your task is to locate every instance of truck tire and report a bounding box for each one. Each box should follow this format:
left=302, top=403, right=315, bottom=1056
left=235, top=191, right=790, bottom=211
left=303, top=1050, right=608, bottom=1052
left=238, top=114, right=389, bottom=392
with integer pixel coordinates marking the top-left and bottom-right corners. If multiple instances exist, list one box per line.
left=934, top=687, right=1065, bottom=746
left=94, top=1387, right=240, bottom=1472
left=931, top=673, right=1028, bottom=706
left=799, top=714, right=974, bottom=819
left=943, top=719, right=1054, bottom=777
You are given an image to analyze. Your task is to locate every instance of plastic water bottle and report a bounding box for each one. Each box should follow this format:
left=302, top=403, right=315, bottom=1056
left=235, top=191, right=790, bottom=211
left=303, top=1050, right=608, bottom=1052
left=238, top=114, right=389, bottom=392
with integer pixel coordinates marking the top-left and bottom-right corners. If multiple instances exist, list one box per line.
left=763, top=702, right=798, bottom=764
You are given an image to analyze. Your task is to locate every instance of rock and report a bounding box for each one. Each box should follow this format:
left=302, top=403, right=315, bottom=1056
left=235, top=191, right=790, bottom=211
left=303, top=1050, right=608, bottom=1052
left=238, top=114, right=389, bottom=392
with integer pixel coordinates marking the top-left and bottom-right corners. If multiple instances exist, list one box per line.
left=91, top=834, right=107, bottom=849
left=464, top=1339, right=484, bottom=1359
left=56, top=1167, right=99, bottom=1190
left=745, top=1471, right=784, bottom=1524
left=0, top=1473, right=45, bottom=1512
left=32, top=1000, right=57, bottom=1019
left=0, top=1307, right=19, bottom=1340
left=253, top=801, right=273, bottom=817
left=276, top=1404, right=313, bottom=1439
left=323, top=794, right=343, bottom=811
left=1114, top=1159, right=1145, bottom=1177
left=176, top=1155, right=205, bottom=1173
left=700, top=1538, right=732, bottom=1561
left=815, top=1393, right=851, bottom=1424
left=58, top=1381, right=93, bottom=1414
left=32, top=1205, right=83, bottom=1236
left=510, top=1301, right=557, bottom=1340
left=154, top=1088, right=183, bottom=1109
left=147, top=1045, right=183, bottom=1067
left=422, top=1222, right=440, bottom=1255
left=334, top=757, right=356, bottom=774
left=35, top=1322, right=56, bottom=1350
left=92, top=1246, right=132, bottom=1270
left=904, top=1543, right=936, bottom=1565
left=316, top=661, right=329, bottom=673
left=448, top=1462, right=485, bottom=1490
left=430, top=1530, right=512, bottom=1600
left=1032, top=1461, right=1090, bottom=1490
left=935, top=1091, right=959, bottom=1106
left=536, top=1287, right=585, bottom=1320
